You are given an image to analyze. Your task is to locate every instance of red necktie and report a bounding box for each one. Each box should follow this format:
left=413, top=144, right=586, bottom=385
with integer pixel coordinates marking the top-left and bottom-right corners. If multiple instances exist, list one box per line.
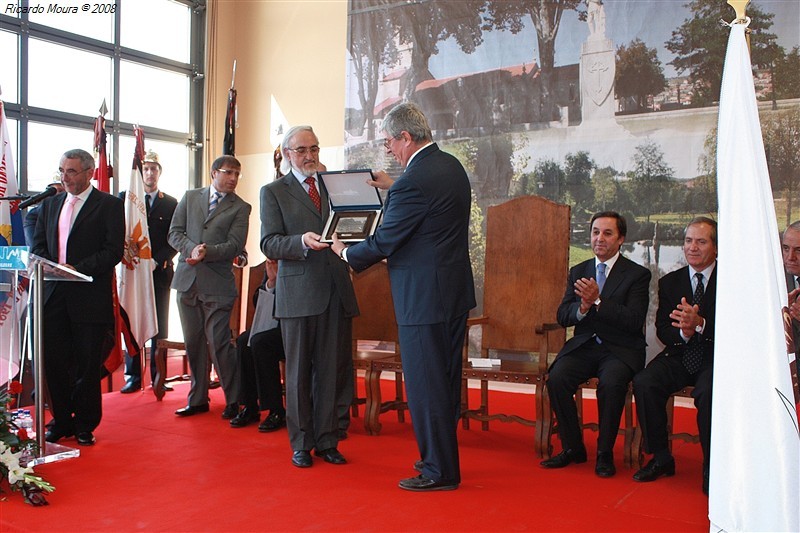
left=305, top=177, right=321, bottom=212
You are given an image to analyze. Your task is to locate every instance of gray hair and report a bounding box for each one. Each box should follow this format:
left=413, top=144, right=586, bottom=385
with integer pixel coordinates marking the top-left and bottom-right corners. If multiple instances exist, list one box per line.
left=61, top=148, right=95, bottom=171
left=281, top=125, right=316, bottom=175
left=686, top=216, right=718, bottom=245
left=383, top=102, right=432, bottom=144
left=783, top=221, right=800, bottom=241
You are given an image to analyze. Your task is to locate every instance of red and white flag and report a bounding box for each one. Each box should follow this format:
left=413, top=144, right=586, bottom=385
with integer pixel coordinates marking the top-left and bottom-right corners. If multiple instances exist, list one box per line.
left=710, top=19, right=800, bottom=532
left=118, top=127, right=157, bottom=351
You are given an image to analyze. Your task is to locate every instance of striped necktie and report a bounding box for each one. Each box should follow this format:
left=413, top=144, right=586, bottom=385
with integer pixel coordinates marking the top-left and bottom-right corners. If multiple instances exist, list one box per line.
left=682, top=272, right=705, bottom=374
left=209, top=192, right=220, bottom=214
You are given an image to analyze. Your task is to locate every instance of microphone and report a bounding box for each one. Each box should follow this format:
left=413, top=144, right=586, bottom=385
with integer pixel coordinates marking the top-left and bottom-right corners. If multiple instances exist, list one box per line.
left=19, top=186, right=58, bottom=209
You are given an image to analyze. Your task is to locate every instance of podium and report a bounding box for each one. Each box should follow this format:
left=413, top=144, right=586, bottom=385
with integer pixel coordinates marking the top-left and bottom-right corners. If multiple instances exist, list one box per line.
left=2, top=247, right=92, bottom=465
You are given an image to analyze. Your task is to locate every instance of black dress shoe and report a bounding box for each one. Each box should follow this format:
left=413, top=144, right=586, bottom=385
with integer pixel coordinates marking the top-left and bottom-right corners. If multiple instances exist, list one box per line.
left=398, top=474, right=459, bottom=492
left=76, top=431, right=96, bottom=446
left=314, top=448, right=347, bottom=465
left=540, top=447, right=588, bottom=468
left=209, top=380, right=221, bottom=389
left=595, top=451, right=616, bottom=477
left=175, top=404, right=210, bottom=417
left=414, top=460, right=424, bottom=473
left=633, top=457, right=675, bottom=482
left=292, top=450, right=313, bottom=468
left=229, top=407, right=260, bottom=428
left=120, top=381, right=141, bottom=394
left=258, top=411, right=286, bottom=432
left=221, top=403, right=239, bottom=419
left=44, top=428, right=73, bottom=443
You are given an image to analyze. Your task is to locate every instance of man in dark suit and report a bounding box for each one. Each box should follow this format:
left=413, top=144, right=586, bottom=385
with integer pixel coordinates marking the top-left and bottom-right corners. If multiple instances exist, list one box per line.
left=632, top=217, right=717, bottom=494
left=332, top=102, right=476, bottom=492
left=119, top=150, right=178, bottom=393
left=541, top=211, right=650, bottom=477
left=169, top=155, right=250, bottom=420
left=260, top=125, right=359, bottom=468
left=781, top=221, right=800, bottom=395
left=31, top=148, right=125, bottom=446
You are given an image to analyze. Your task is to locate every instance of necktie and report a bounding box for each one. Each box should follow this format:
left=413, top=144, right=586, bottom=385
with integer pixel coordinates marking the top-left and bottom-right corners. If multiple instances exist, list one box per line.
left=145, top=194, right=152, bottom=217
left=58, top=195, right=78, bottom=263
left=596, top=263, right=607, bottom=293
left=209, top=192, right=220, bottom=215
left=682, top=272, right=705, bottom=374
left=305, top=177, right=321, bottom=212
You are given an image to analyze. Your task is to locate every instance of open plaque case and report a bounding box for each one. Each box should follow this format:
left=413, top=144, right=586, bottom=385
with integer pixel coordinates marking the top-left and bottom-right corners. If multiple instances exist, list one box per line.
left=319, top=169, right=383, bottom=242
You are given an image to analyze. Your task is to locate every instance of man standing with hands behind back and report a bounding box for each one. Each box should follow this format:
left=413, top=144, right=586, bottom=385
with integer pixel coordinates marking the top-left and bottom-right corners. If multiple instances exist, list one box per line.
left=169, top=155, right=250, bottom=420
left=120, top=150, right=178, bottom=393
left=31, top=148, right=125, bottom=446
left=541, top=211, right=650, bottom=477
left=260, top=126, right=359, bottom=469
left=332, top=102, right=476, bottom=492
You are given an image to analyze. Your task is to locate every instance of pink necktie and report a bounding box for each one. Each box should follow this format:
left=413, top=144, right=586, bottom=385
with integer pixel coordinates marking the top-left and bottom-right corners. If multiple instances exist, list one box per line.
left=305, top=177, right=321, bottom=212
left=58, top=195, right=78, bottom=263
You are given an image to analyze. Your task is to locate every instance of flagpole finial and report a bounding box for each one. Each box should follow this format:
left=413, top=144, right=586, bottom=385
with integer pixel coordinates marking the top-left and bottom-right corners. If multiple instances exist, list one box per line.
left=727, top=0, right=750, bottom=22
left=231, top=59, right=237, bottom=90
left=99, top=99, right=108, bottom=117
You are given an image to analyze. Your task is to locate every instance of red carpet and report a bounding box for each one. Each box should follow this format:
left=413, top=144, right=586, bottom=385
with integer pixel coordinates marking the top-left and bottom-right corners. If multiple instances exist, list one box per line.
left=2, top=378, right=709, bottom=532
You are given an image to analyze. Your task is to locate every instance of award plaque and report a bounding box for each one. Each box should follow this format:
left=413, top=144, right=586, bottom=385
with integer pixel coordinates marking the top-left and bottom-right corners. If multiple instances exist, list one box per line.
left=319, top=169, right=383, bottom=242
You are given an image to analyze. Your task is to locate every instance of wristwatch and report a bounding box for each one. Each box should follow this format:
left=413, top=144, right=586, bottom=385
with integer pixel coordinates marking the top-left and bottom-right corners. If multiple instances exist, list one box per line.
left=594, top=297, right=601, bottom=307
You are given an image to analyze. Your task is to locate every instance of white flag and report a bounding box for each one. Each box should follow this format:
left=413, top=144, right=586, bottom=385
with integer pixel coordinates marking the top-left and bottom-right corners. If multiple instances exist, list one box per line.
left=0, top=100, right=26, bottom=385
left=118, top=131, right=158, bottom=352
left=710, top=20, right=800, bottom=533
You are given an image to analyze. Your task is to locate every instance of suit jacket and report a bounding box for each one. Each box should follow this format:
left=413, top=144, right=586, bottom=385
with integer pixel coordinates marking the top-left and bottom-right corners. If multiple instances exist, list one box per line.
left=786, top=272, right=800, bottom=356
left=260, top=171, right=358, bottom=319
left=119, top=190, right=178, bottom=287
left=31, top=188, right=125, bottom=323
left=168, top=187, right=250, bottom=297
left=655, top=265, right=717, bottom=360
left=346, top=143, right=476, bottom=326
left=556, top=255, right=651, bottom=372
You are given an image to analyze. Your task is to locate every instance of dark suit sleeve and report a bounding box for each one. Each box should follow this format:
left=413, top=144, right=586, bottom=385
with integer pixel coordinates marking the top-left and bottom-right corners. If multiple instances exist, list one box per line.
left=346, top=177, right=428, bottom=272
left=593, top=263, right=650, bottom=336
left=152, top=197, right=178, bottom=266
left=72, top=196, right=125, bottom=276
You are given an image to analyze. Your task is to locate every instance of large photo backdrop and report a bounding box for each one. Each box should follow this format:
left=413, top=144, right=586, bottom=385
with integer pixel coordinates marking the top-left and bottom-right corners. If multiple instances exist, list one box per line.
left=343, top=0, right=800, bottom=357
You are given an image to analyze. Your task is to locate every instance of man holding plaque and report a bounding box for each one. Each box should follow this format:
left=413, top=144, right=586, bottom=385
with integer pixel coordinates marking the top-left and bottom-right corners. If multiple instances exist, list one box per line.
left=260, top=126, right=359, bottom=468
left=332, top=102, right=476, bottom=491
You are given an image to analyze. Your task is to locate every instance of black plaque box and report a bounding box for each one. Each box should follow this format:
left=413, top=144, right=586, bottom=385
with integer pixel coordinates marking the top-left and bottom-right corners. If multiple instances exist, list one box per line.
left=319, top=169, right=383, bottom=243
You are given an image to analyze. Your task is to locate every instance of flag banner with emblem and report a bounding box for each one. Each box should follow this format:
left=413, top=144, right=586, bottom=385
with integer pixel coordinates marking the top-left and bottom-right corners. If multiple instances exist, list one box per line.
left=710, top=19, right=799, bottom=533
left=118, top=126, right=157, bottom=354
left=223, top=86, right=237, bottom=156
left=92, top=111, right=112, bottom=192
left=0, top=99, right=27, bottom=385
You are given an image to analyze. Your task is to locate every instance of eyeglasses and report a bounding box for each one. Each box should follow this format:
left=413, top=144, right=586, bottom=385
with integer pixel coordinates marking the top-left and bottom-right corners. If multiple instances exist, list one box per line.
left=286, top=146, right=320, bottom=156
left=383, top=135, right=401, bottom=149
left=216, top=168, right=242, bottom=178
left=57, top=168, right=90, bottom=178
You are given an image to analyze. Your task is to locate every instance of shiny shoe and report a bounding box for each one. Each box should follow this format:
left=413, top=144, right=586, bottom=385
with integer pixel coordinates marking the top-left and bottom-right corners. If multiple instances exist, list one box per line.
left=76, top=431, right=96, bottom=446
left=414, top=460, right=424, bottom=473
left=120, top=380, right=141, bottom=394
left=292, top=450, right=313, bottom=468
left=229, top=407, right=260, bottom=428
left=175, top=404, right=210, bottom=417
left=540, top=447, right=588, bottom=468
left=633, top=457, right=675, bottom=482
left=398, top=475, right=458, bottom=492
left=314, top=448, right=347, bottom=465
left=595, top=451, right=616, bottom=477
left=258, top=411, right=286, bottom=432
left=44, top=427, right=73, bottom=443
left=221, top=403, right=239, bottom=419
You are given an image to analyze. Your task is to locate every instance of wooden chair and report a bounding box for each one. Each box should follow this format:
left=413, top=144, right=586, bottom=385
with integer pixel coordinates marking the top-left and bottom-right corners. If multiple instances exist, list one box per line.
left=350, top=261, right=407, bottom=435
left=461, top=195, right=570, bottom=458
left=153, top=266, right=245, bottom=400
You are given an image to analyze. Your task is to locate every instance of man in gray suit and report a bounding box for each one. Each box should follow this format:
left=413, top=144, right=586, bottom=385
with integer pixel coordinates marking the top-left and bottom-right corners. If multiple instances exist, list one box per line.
left=260, top=126, right=359, bottom=468
left=169, top=155, right=251, bottom=419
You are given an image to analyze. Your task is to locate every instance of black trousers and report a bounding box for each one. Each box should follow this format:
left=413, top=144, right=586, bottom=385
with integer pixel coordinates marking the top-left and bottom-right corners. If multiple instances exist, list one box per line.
left=235, top=326, right=285, bottom=412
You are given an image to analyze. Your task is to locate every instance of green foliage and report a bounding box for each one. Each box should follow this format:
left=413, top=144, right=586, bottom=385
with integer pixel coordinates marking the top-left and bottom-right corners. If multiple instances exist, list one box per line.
left=615, top=39, right=667, bottom=110
left=666, top=0, right=776, bottom=106
left=626, top=140, right=675, bottom=221
left=774, top=47, right=800, bottom=100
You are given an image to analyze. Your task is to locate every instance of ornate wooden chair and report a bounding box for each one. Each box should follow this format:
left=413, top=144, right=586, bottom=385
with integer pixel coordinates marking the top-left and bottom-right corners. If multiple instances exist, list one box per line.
left=630, top=386, right=697, bottom=468
left=350, top=261, right=407, bottom=435
left=461, top=195, right=570, bottom=458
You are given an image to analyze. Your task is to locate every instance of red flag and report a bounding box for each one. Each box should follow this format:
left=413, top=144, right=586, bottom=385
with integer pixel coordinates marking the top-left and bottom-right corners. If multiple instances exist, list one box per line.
left=223, top=87, right=237, bottom=156
left=92, top=113, right=112, bottom=191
